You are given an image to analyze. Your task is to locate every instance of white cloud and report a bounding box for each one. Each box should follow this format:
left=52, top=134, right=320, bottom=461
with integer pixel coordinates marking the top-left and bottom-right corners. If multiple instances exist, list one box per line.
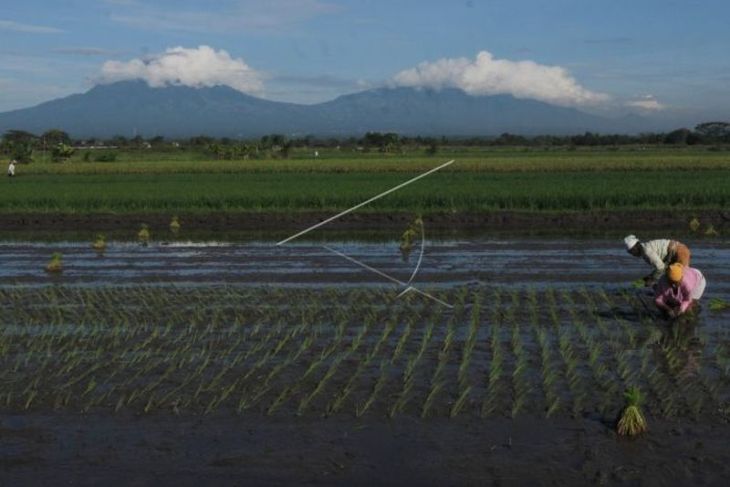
left=392, top=50, right=610, bottom=107
left=99, top=45, right=265, bottom=94
left=626, top=95, right=666, bottom=111
left=0, top=19, right=64, bottom=34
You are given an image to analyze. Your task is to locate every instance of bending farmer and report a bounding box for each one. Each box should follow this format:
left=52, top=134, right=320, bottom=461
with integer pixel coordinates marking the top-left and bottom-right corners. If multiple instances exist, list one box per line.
left=624, top=235, right=690, bottom=286
left=654, top=263, right=706, bottom=318
left=7, top=159, right=16, bottom=177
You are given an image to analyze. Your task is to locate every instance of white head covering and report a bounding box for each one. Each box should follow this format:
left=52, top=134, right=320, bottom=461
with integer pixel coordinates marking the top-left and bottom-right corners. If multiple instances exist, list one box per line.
left=624, top=234, right=639, bottom=250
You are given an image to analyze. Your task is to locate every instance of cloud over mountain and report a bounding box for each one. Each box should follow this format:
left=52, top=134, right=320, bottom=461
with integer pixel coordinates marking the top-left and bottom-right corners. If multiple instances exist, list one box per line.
left=392, top=50, right=609, bottom=108
left=626, top=95, right=665, bottom=111
left=99, top=45, right=264, bottom=94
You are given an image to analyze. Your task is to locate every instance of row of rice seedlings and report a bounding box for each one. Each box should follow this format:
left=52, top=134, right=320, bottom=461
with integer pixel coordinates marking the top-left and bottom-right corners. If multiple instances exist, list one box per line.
left=544, top=288, right=561, bottom=328
left=651, top=333, right=705, bottom=417
left=265, top=313, right=349, bottom=415
left=510, top=319, right=531, bottom=418
left=356, top=359, right=390, bottom=417
left=523, top=288, right=549, bottom=411
left=326, top=314, right=398, bottom=415
left=578, top=289, right=616, bottom=337
left=389, top=314, right=437, bottom=417
left=297, top=354, right=346, bottom=415
left=568, top=292, right=624, bottom=415
left=481, top=323, right=505, bottom=417
left=542, top=289, right=577, bottom=414
left=439, top=292, right=481, bottom=419
left=695, top=362, right=722, bottom=407
left=237, top=325, right=316, bottom=413
left=458, top=293, right=481, bottom=386
left=296, top=313, right=380, bottom=415
left=201, top=321, right=307, bottom=413
left=588, top=289, right=661, bottom=413
left=534, top=328, right=562, bottom=418
left=421, top=310, right=456, bottom=417
left=390, top=314, right=416, bottom=365
left=671, top=349, right=711, bottom=419
left=597, top=289, right=639, bottom=348
left=113, top=312, right=260, bottom=413
left=556, top=323, right=589, bottom=417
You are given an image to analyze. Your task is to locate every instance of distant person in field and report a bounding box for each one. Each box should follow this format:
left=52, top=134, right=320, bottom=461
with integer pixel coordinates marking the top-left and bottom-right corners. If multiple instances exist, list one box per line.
left=624, top=235, right=691, bottom=286
left=654, top=263, right=706, bottom=318
left=7, top=159, right=16, bottom=178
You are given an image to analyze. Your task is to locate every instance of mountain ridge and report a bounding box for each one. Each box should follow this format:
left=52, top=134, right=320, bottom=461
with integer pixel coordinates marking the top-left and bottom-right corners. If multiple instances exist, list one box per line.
left=0, top=80, right=651, bottom=138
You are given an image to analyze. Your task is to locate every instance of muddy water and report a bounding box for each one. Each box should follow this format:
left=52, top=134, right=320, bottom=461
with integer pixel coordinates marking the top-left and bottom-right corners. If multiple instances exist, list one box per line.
left=1, top=237, right=728, bottom=294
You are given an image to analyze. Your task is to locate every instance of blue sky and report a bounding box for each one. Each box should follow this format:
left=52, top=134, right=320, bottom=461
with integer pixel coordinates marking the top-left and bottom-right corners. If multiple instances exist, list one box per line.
left=1, top=0, right=729, bottom=124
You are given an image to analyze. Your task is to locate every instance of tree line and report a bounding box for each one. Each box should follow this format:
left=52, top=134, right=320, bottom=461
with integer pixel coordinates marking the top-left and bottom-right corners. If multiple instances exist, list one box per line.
left=2, top=122, right=729, bottom=162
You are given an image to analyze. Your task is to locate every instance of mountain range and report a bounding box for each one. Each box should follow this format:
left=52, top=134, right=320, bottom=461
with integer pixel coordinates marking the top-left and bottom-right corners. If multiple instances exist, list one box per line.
left=0, top=80, right=659, bottom=138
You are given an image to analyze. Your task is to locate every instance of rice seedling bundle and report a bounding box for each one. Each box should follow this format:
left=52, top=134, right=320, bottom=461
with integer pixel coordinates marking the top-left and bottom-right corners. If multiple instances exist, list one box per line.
left=617, top=387, right=648, bottom=437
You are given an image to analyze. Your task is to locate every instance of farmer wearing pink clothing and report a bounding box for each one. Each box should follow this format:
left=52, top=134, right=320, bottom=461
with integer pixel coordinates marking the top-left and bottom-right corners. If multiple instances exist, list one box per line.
left=654, top=263, right=707, bottom=318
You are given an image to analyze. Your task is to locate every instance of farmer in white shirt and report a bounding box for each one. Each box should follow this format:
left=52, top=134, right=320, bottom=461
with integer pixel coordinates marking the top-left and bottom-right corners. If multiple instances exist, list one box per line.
left=7, top=160, right=16, bottom=177
left=624, top=235, right=691, bottom=286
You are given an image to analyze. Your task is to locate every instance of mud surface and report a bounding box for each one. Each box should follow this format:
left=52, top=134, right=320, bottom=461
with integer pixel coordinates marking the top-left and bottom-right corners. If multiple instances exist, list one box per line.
left=2, top=414, right=729, bottom=486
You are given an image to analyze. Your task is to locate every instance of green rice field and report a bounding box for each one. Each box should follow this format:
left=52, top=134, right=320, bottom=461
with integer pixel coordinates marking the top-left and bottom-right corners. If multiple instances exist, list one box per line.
left=3, top=170, right=729, bottom=214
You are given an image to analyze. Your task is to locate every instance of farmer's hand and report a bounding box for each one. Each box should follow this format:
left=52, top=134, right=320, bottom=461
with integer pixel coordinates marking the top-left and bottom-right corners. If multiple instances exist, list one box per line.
left=643, top=276, right=655, bottom=287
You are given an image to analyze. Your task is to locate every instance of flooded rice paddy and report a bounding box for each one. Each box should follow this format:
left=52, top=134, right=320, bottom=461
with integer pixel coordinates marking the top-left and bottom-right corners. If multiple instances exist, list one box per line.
left=0, top=237, right=728, bottom=419
left=2, top=235, right=729, bottom=484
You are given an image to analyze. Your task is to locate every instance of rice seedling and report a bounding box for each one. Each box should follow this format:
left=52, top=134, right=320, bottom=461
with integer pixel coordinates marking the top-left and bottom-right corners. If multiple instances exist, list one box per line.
left=91, top=233, right=107, bottom=253
left=388, top=376, right=414, bottom=418
left=138, top=224, right=151, bottom=245
left=689, top=217, right=701, bottom=232
left=399, top=216, right=423, bottom=254
left=458, top=298, right=480, bottom=386
left=704, top=224, right=719, bottom=236
left=450, top=386, right=472, bottom=418
left=421, top=381, right=445, bottom=418
left=390, top=319, right=413, bottom=364
left=169, top=215, right=181, bottom=234
left=365, top=316, right=396, bottom=363
left=356, top=359, right=389, bottom=418
left=709, top=298, right=729, bottom=311
left=23, top=390, right=38, bottom=411
left=616, top=387, right=648, bottom=437
left=688, top=393, right=705, bottom=419
left=45, top=252, right=63, bottom=273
